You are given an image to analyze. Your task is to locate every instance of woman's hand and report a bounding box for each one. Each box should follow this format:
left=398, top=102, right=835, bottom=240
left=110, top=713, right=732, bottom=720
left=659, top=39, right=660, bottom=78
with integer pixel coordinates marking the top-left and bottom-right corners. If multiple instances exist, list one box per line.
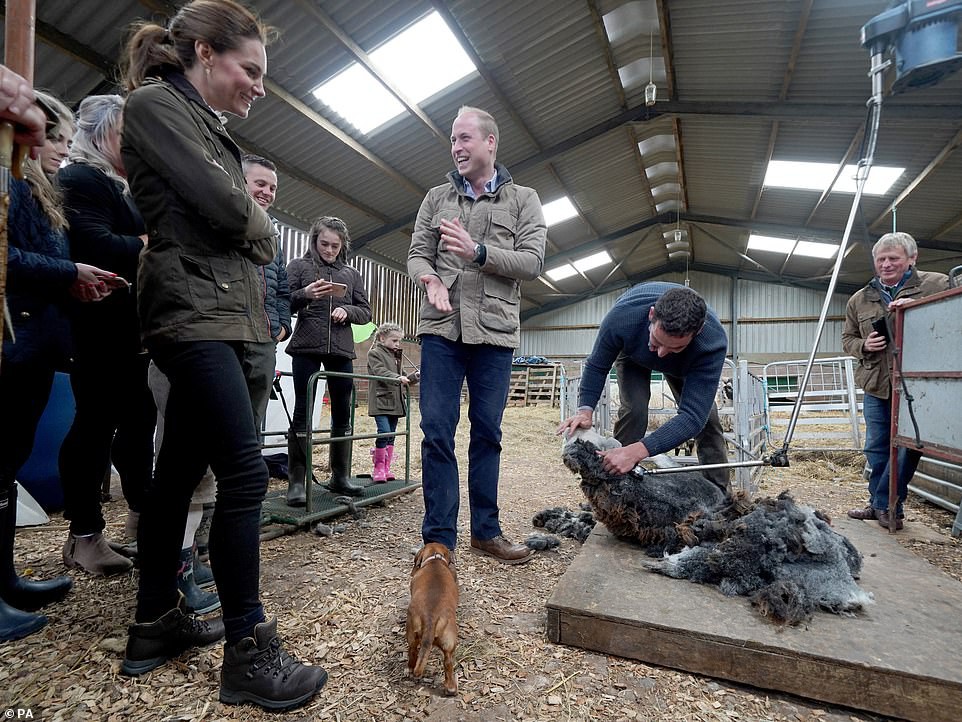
left=304, top=279, right=339, bottom=301
left=70, top=263, right=112, bottom=302
left=331, top=306, right=347, bottom=323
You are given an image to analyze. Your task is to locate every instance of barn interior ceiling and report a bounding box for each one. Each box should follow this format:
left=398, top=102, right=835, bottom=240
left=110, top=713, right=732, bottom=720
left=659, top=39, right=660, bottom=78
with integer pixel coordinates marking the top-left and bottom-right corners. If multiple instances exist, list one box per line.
left=3, top=0, right=961, bottom=320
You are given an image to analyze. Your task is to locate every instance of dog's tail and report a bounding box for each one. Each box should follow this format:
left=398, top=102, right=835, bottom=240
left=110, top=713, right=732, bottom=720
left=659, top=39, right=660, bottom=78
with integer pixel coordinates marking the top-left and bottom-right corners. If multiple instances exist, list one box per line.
left=412, top=615, right=436, bottom=677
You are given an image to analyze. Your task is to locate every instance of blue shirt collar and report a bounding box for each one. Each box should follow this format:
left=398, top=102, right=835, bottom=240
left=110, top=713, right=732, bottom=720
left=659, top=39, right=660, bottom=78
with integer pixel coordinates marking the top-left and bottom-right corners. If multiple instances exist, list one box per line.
left=462, top=169, right=499, bottom=199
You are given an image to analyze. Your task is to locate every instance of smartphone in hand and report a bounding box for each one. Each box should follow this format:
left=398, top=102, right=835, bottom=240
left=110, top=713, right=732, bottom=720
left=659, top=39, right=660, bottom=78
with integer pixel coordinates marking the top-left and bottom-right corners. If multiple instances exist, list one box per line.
left=871, top=317, right=890, bottom=342
left=101, top=275, right=130, bottom=290
left=326, top=282, right=348, bottom=298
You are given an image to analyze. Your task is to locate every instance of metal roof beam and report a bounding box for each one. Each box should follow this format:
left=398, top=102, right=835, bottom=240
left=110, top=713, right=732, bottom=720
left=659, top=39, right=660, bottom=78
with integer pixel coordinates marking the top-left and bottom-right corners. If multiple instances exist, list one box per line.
left=869, top=125, right=962, bottom=229
left=291, top=0, right=448, bottom=148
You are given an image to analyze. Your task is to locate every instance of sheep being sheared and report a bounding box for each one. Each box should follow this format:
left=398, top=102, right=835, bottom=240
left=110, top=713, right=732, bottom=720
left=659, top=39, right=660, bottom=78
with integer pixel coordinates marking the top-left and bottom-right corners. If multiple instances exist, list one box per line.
left=562, top=429, right=873, bottom=624
left=561, top=429, right=730, bottom=556
left=645, top=491, right=873, bottom=624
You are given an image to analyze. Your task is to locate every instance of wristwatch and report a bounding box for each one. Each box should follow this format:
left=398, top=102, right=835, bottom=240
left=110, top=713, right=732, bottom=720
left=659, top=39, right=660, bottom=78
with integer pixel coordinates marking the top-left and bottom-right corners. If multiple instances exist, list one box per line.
left=472, top=243, right=482, bottom=262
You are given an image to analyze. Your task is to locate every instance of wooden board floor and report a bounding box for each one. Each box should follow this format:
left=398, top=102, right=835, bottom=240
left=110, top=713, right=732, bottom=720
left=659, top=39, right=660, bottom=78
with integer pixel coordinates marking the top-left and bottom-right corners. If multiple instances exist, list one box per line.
left=546, top=518, right=962, bottom=722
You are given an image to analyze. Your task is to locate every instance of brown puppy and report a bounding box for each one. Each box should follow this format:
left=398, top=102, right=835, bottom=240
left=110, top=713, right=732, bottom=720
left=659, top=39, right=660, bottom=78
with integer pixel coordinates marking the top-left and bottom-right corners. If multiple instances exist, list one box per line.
left=407, top=542, right=459, bottom=696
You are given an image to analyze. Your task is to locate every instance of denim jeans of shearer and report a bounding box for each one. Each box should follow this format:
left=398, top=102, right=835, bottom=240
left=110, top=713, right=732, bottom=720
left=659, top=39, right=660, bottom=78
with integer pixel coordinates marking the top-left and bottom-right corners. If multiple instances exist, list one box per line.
left=862, top=391, right=921, bottom=514
left=418, top=335, right=513, bottom=550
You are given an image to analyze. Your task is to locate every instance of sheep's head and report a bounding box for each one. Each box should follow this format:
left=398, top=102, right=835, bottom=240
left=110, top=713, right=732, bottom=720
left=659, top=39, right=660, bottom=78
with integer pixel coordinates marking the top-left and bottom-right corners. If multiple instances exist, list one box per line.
left=561, top=433, right=624, bottom=487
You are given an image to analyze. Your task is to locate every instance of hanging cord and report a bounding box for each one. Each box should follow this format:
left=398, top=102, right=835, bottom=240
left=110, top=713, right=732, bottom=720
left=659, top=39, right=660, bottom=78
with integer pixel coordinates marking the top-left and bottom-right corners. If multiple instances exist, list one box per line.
left=886, top=315, right=923, bottom=448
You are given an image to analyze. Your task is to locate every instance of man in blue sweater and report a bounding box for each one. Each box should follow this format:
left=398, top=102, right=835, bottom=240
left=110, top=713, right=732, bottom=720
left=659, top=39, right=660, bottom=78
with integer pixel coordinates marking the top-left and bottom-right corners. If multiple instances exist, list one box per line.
left=557, top=283, right=730, bottom=490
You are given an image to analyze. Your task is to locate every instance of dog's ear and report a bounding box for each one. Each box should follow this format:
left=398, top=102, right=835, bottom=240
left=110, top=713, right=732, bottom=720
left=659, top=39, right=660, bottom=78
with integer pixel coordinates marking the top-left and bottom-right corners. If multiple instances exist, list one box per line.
left=412, top=547, right=425, bottom=575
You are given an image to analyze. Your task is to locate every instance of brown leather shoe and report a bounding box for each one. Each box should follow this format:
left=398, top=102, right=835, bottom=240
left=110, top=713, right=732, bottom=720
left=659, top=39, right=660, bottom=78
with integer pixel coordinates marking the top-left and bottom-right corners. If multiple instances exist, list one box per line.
left=877, top=511, right=904, bottom=530
left=846, top=506, right=878, bottom=520
left=469, top=535, right=535, bottom=565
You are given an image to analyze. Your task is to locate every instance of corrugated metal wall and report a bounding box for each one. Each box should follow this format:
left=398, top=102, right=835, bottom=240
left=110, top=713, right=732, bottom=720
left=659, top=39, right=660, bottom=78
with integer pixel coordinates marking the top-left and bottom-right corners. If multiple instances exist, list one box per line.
left=520, top=271, right=852, bottom=362
left=280, top=219, right=853, bottom=359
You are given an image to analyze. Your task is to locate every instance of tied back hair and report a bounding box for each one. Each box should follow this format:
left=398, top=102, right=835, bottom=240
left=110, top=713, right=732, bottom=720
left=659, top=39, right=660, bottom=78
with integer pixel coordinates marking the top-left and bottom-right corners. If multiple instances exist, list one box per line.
left=24, top=90, right=73, bottom=231
left=68, top=94, right=128, bottom=193
left=376, top=321, right=404, bottom=341
left=121, top=0, right=275, bottom=92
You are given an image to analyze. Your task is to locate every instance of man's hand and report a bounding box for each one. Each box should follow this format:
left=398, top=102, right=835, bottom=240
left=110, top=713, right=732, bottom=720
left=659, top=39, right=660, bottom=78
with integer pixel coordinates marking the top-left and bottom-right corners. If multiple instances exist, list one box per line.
left=863, top=331, right=887, bottom=353
left=599, top=441, right=650, bottom=475
left=0, top=65, right=46, bottom=155
left=557, top=409, right=593, bottom=438
left=421, top=274, right=452, bottom=312
left=438, top=218, right=476, bottom=259
left=331, top=306, right=347, bottom=323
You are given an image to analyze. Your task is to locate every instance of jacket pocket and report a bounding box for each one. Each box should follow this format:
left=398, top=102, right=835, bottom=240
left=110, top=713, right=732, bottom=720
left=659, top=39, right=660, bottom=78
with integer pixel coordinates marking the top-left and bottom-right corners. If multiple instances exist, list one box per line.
left=487, top=209, right=517, bottom=248
left=857, top=310, right=880, bottom=339
left=480, top=275, right=519, bottom=333
left=182, top=255, right=248, bottom=315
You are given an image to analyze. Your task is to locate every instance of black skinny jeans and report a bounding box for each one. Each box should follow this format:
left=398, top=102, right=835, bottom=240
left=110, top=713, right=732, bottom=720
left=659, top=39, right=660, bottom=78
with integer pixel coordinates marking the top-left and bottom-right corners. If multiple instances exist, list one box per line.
left=290, top=353, right=354, bottom=436
left=59, top=350, right=155, bottom=535
left=137, top=341, right=267, bottom=642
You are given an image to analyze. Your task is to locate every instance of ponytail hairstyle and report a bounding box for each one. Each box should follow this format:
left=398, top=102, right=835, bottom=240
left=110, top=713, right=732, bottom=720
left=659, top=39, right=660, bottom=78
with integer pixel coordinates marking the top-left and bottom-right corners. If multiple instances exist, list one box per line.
left=23, top=90, right=73, bottom=231
left=121, top=0, right=274, bottom=91
left=68, top=94, right=128, bottom=193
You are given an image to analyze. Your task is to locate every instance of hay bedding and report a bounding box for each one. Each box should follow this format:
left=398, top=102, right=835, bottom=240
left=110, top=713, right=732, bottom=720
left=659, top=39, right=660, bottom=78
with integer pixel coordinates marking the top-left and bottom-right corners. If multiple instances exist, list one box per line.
left=3, top=405, right=959, bottom=721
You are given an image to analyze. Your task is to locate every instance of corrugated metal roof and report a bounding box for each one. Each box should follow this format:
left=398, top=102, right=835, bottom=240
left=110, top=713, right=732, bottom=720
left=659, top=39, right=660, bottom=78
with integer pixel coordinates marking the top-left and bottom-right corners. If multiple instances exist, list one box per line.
left=5, top=0, right=960, bottom=325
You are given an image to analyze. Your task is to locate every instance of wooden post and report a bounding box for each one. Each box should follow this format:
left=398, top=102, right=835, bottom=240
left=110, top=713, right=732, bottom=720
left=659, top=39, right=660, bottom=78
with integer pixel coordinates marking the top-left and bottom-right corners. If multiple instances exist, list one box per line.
left=1, top=0, right=37, bottom=371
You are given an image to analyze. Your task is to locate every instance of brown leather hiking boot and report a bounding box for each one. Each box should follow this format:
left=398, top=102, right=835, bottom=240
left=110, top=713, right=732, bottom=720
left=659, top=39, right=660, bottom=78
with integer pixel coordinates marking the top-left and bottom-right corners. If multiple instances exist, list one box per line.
left=220, top=618, right=328, bottom=711
left=469, top=534, right=535, bottom=565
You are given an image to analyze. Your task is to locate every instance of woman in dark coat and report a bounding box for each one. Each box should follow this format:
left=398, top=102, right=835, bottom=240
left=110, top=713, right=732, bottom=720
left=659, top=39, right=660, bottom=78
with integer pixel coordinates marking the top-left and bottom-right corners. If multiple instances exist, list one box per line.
left=119, top=0, right=327, bottom=708
left=0, top=92, right=115, bottom=642
left=285, top=216, right=371, bottom=504
left=57, top=94, right=154, bottom=578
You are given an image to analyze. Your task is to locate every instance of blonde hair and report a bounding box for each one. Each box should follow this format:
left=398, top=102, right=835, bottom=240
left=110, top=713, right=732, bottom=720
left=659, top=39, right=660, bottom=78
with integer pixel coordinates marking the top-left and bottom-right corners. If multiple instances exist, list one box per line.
left=23, top=90, right=73, bottom=231
left=376, top=321, right=404, bottom=341
left=68, top=94, right=128, bottom=193
left=456, top=105, right=499, bottom=148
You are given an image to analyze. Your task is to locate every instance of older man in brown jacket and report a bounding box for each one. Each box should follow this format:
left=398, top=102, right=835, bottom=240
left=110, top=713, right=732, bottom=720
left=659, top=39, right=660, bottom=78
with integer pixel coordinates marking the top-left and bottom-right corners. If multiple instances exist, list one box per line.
left=842, top=232, right=948, bottom=529
left=408, top=106, right=546, bottom=565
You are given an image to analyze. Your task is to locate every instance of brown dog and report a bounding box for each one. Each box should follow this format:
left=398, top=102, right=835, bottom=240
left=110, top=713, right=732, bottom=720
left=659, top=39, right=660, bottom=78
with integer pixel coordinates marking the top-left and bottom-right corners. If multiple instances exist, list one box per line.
left=407, top=542, right=459, bottom=695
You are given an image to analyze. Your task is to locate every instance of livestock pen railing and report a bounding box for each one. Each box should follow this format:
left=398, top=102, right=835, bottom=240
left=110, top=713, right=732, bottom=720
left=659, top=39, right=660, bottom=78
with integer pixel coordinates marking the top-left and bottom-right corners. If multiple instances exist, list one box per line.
left=763, top=356, right=863, bottom=452
left=561, top=358, right=769, bottom=494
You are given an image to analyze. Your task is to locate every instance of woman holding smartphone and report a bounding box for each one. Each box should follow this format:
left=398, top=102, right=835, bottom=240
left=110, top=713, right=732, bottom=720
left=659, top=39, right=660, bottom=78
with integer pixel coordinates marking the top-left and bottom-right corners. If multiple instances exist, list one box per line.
left=0, top=91, right=116, bottom=641
left=285, top=216, right=371, bottom=505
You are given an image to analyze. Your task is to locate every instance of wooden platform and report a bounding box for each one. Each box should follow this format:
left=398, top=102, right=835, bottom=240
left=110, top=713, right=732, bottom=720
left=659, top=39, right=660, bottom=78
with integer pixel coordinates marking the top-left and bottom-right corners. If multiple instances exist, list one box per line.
left=546, top=518, right=962, bottom=722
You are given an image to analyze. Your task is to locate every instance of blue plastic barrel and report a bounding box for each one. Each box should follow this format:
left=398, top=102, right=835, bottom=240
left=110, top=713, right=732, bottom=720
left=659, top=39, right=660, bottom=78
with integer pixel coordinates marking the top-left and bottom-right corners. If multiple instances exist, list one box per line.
left=16, top=371, right=74, bottom=512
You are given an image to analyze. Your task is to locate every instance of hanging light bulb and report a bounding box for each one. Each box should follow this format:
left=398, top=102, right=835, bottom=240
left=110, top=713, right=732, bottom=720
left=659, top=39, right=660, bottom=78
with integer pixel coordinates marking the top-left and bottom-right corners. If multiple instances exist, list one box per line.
left=645, top=28, right=657, bottom=107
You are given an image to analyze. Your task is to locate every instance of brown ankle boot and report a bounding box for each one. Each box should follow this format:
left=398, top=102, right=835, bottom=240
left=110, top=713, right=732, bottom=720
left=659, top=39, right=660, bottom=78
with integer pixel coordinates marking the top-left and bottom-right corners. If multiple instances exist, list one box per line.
left=63, top=533, right=133, bottom=576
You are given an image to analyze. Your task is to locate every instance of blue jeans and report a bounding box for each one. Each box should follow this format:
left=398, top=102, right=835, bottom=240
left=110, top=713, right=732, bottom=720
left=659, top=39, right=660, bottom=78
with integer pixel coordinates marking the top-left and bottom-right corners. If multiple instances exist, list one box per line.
left=863, top=392, right=921, bottom=514
left=139, top=341, right=267, bottom=643
left=374, top=415, right=399, bottom=448
left=418, top=335, right=513, bottom=549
